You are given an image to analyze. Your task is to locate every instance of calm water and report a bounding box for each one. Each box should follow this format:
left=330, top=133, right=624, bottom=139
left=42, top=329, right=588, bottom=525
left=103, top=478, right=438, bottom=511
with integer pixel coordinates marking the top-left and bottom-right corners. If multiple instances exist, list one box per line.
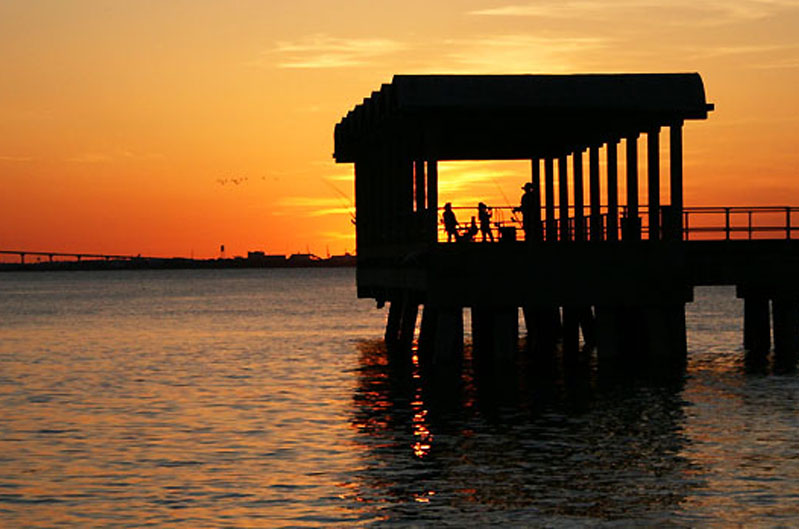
left=2, top=269, right=799, bottom=528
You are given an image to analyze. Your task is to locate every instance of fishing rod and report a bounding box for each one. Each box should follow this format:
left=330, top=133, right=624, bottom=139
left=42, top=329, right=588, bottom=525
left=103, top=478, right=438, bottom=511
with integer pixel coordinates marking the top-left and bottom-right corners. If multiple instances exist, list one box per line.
left=490, top=175, right=520, bottom=223
left=318, top=176, right=357, bottom=224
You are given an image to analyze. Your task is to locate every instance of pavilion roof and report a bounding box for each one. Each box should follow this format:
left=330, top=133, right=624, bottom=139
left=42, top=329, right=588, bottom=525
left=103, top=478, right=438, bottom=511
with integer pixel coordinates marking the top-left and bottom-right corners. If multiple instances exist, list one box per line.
left=334, top=73, right=712, bottom=162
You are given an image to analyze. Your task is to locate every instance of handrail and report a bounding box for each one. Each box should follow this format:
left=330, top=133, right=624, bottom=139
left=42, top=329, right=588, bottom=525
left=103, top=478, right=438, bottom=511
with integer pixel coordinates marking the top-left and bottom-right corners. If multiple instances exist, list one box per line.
left=436, top=205, right=799, bottom=243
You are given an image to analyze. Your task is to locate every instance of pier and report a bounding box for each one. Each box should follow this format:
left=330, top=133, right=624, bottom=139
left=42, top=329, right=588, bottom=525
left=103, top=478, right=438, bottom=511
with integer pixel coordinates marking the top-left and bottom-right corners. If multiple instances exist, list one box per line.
left=334, top=74, right=799, bottom=371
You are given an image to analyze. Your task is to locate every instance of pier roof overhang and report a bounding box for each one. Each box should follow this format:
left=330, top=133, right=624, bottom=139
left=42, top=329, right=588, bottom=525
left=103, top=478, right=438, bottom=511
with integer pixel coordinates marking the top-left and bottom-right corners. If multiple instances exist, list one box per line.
left=334, top=74, right=713, bottom=162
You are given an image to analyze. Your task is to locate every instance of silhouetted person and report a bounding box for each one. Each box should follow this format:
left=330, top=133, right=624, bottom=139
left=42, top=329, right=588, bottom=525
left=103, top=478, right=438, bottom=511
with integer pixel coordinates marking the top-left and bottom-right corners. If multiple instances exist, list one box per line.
left=478, top=202, right=494, bottom=242
left=461, top=216, right=479, bottom=242
left=514, top=182, right=541, bottom=242
left=442, top=202, right=459, bottom=242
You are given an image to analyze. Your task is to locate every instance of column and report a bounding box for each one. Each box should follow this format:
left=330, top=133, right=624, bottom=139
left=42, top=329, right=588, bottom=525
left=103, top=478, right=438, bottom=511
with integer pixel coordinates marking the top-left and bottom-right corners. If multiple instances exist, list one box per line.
left=589, top=146, right=602, bottom=241
left=573, top=150, right=585, bottom=241
left=558, top=156, right=570, bottom=241
left=607, top=140, right=619, bottom=241
left=544, top=158, right=556, bottom=242
left=531, top=158, right=543, bottom=241
left=667, top=122, right=684, bottom=241
left=647, top=128, right=661, bottom=241
left=625, top=134, right=641, bottom=240
left=414, top=160, right=425, bottom=212
left=427, top=160, right=438, bottom=241
left=743, top=296, right=771, bottom=352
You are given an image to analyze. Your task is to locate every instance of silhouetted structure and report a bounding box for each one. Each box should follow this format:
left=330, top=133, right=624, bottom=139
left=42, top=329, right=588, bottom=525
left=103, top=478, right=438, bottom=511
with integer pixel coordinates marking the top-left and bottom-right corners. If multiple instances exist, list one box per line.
left=335, top=74, right=799, bottom=372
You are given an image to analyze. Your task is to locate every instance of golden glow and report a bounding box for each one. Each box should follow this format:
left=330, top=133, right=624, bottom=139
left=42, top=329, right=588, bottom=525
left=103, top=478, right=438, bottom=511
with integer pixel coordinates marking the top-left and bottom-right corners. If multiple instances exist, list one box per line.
left=1, top=1, right=798, bottom=257
left=410, top=347, right=434, bottom=459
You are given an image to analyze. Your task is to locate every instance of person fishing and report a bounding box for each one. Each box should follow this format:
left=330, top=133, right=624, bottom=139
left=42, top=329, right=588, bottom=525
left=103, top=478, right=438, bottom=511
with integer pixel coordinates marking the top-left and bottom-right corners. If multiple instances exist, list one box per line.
left=442, top=202, right=460, bottom=242
left=478, top=202, right=494, bottom=242
left=514, top=182, right=542, bottom=242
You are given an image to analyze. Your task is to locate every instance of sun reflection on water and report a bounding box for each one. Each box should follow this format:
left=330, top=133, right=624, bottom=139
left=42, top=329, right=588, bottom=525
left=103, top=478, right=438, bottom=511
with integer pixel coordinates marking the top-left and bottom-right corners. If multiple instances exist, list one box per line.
left=410, top=346, right=434, bottom=459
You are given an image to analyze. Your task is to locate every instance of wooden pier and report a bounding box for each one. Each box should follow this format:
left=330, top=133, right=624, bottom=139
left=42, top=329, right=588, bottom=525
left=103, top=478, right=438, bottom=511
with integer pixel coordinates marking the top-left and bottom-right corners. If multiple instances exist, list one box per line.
left=334, top=74, right=799, bottom=371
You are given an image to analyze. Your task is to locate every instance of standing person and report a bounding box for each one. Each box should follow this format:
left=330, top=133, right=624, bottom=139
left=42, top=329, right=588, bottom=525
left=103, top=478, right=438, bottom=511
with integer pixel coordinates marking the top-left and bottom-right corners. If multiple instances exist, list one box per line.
left=478, top=202, right=494, bottom=242
left=514, top=182, right=542, bottom=242
left=442, top=202, right=460, bottom=242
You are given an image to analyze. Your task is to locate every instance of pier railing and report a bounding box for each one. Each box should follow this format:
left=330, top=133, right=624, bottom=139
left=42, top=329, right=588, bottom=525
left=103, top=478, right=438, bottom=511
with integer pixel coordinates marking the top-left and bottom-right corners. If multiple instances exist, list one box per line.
left=438, top=205, right=799, bottom=243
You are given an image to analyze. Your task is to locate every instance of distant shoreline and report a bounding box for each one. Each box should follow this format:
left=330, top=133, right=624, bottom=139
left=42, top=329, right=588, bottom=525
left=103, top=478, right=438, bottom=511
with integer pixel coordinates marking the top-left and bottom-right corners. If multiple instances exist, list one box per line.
left=0, top=254, right=356, bottom=272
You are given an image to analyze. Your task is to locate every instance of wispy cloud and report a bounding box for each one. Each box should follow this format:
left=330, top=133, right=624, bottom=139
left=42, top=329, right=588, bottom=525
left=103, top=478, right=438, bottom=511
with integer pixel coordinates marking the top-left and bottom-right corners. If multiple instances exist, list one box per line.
left=441, top=34, right=609, bottom=74
left=0, top=155, right=33, bottom=162
left=469, top=0, right=799, bottom=27
left=66, top=150, right=162, bottom=163
left=276, top=196, right=353, bottom=217
left=438, top=162, right=528, bottom=194
left=67, top=152, right=116, bottom=163
left=272, top=34, right=407, bottom=69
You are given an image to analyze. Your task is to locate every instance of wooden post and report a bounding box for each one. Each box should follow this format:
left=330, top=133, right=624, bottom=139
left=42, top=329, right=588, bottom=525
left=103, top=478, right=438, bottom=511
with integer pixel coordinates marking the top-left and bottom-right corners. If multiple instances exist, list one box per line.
left=607, top=140, right=619, bottom=241
left=414, top=160, right=425, bottom=212
left=625, top=134, right=641, bottom=240
left=558, top=156, right=570, bottom=241
left=427, top=160, right=438, bottom=241
left=433, top=307, right=464, bottom=367
left=589, top=146, right=602, bottom=241
left=573, top=150, right=585, bottom=241
left=773, top=298, right=799, bottom=363
left=385, top=297, right=403, bottom=347
left=545, top=158, right=556, bottom=242
left=743, top=296, right=771, bottom=353
left=669, top=122, right=683, bottom=239
left=398, top=297, right=419, bottom=351
left=647, top=128, right=661, bottom=241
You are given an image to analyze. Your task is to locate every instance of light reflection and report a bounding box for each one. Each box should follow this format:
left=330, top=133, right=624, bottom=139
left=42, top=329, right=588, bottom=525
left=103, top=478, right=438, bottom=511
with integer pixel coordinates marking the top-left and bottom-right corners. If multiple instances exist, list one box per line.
left=410, top=345, right=434, bottom=459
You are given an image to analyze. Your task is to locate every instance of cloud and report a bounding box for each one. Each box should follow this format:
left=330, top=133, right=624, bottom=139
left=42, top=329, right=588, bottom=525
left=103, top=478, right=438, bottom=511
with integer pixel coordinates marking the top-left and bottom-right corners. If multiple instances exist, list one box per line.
left=469, top=0, right=799, bottom=27
left=66, top=150, right=163, bottom=163
left=276, top=196, right=354, bottom=217
left=67, top=152, right=114, bottom=163
left=272, top=34, right=407, bottom=69
left=440, top=34, right=609, bottom=74
left=438, top=162, right=528, bottom=194
left=0, top=155, right=33, bottom=162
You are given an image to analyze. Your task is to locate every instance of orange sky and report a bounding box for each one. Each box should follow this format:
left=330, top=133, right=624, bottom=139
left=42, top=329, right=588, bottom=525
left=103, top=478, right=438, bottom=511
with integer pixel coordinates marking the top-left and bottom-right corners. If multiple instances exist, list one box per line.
left=1, top=0, right=798, bottom=258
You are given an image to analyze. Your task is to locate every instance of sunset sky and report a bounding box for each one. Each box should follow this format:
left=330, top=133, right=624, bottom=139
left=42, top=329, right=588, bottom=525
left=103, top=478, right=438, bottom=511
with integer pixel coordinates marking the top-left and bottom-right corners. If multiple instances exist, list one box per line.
left=2, top=0, right=798, bottom=258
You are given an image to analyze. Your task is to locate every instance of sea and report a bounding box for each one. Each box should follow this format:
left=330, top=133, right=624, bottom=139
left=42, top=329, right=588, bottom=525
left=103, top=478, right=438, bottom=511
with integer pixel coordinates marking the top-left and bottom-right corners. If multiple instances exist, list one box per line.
left=2, top=268, right=799, bottom=528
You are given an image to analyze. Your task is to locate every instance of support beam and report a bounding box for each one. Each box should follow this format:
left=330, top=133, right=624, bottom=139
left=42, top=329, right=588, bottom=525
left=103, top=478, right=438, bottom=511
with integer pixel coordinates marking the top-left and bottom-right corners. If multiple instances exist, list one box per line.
left=667, top=122, right=684, bottom=241
left=589, top=146, right=602, bottom=241
left=432, top=307, right=464, bottom=367
left=573, top=150, right=585, bottom=241
left=544, top=158, right=556, bottom=242
left=398, top=298, right=419, bottom=351
left=427, top=160, right=438, bottom=241
left=773, top=298, right=799, bottom=364
left=607, top=140, right=619, bottom=241
left=531, top=159, right=543, bottom=242
left=558, top=156, right=570, bottom=241
left=625, top=135, right=641, bottom=240
left=743, top=296, right=771, bottom=353
left=562, top=306, right=581, bottom=356
left=414, top=160, right=425, bottom=212
left=385, top=298, right=404, bottom=346
left=472, top=307, right=519, bottom=364
left=523, top=306, right=562, bottom=355
left=647, top=128, right=661, bottom=241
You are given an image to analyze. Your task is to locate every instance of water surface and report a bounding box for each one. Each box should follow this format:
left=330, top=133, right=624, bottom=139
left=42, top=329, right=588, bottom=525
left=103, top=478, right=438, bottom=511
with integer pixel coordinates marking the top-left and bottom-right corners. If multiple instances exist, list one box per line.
left=2, top=269, right=799, bottom=527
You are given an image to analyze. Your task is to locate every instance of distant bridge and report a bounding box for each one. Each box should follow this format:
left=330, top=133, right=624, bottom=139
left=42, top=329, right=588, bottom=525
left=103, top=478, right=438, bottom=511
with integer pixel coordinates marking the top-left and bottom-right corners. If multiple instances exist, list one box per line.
left=0, top=250, right=164, bottom=264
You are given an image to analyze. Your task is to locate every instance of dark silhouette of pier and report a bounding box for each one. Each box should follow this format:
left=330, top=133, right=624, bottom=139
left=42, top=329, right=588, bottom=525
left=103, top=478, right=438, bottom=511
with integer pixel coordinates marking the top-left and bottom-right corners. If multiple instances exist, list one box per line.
left=334, top=73, right=799, bottom=372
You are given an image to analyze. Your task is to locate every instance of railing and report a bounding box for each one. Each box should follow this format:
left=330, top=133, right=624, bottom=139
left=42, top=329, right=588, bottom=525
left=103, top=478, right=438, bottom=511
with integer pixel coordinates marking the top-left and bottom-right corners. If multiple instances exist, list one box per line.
left=437, top=205, right=799, bottom=243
